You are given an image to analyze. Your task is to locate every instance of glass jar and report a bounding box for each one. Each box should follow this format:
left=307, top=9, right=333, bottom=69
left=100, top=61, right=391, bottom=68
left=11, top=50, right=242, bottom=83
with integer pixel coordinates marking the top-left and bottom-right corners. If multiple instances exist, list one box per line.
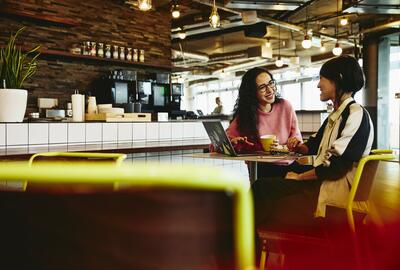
left=126, top=47, right=132, bottom=61
left=90, top=42, right=97, bottom=56
left=83, top=41, right=90, bottom=55
left=133, top=49, right=138, bottom=62
left=105, top=44, right=111, bottom=58
left=97, top=43, right=104, bottom=57
left=119, top=46, right=125, bottom=60
left=139, top=49, right=145, bottom=62
left=113, top=45, right=119, bottom=59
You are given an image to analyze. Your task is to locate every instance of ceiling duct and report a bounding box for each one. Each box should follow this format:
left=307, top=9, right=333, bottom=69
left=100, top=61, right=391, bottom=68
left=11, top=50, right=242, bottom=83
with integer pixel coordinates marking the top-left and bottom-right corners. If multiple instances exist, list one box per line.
left=226, top=0, right=303, bottom=11
left=343, top=0, right=400, bottom=15
left=244, top=22, right=268, bottom=38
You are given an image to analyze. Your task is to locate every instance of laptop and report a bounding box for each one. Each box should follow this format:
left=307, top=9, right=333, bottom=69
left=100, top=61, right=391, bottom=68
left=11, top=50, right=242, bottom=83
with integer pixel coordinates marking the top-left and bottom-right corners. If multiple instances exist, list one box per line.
left=202, top=121, right=267, bottom=157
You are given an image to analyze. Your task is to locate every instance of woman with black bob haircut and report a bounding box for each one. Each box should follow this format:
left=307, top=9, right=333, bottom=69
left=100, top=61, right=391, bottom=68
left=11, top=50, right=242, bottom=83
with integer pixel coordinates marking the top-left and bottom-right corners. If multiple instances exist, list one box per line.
left=226, top=67, right=302, bottom=154
left=252, top=55, right=374, bottom=230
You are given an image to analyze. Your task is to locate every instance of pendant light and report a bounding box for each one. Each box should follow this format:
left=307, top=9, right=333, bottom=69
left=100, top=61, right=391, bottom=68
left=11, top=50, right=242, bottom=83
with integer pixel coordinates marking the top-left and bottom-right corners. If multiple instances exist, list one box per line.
left=275, top=26, right=284, bottom=68
left=138, top=0, right=152, bottom=11
left=302, top=4, right=312, bottom=49
left=209, top=0, right=220, bottom=28
left=171, top=0, right=180, bottom=19
left=178, top=28, right=186, bottom=39
left=332, top=0, right=342, bottom=56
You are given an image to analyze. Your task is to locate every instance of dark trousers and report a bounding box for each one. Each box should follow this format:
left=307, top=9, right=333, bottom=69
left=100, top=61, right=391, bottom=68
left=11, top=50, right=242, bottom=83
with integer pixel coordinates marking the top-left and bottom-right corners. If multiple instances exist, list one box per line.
left=251, top=162, right=322, bottom=231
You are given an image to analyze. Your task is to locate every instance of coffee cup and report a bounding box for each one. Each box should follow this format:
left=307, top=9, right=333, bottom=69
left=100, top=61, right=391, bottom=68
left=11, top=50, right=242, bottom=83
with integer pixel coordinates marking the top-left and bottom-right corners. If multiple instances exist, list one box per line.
left=260, top=135, right=276, bottom=152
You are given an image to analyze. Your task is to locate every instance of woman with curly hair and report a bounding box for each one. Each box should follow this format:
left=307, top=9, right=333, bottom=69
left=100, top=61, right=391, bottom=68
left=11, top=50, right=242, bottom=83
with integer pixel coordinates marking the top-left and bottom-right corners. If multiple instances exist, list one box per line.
left=226, top=67, right=302, bottom=156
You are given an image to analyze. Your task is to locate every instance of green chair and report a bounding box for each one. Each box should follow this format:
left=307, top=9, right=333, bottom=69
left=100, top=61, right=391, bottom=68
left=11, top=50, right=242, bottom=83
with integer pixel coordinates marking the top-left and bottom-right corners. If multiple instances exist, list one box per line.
left=257, top=150, right=396, bottom=270
left=0, top=162, right=254, bottom=270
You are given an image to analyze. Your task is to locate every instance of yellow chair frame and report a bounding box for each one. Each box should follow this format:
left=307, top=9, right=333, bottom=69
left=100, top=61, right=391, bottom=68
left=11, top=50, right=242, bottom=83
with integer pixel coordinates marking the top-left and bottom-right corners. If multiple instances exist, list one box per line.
left=0, top=162, right=255, bottom=270
left=28, top=152, right=127, bottom=167
left=24, top=152, right=127, bottom=191
left=258, top=150, right=396, bottom=269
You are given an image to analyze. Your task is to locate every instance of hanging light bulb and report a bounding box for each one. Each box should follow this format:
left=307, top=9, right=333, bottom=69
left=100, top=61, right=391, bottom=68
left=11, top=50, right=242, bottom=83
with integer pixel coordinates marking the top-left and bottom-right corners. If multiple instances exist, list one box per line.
left=340, top=17, right=348, bottom=26
left=265, top=38, right=271, bottom=48
left=138, top=0, right=152, bottom=11
left=302, top=35, right=312, bottom=49
left=275, top=26, right=283, bottom=67
left=320, top=43, right=326, bottom=52
left=171, top=1, right=180, bottom=19
left=275, top=56, right=284, bottom=68
left=209, top=0, right=220, bottom=28
left=332, top=43, right=342, bottom=56
left=178, top=29, right=186, bottom=40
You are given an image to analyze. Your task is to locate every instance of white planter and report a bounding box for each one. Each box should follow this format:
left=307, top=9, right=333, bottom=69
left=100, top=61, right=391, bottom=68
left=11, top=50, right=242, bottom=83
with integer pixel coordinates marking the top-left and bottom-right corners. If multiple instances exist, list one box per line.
left=0, top=89, right=28, bottom=122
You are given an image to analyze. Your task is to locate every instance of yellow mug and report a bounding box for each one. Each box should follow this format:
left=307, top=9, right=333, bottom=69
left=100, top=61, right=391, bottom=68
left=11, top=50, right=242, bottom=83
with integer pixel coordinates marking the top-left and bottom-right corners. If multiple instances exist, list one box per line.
left=260, top=135, right=276, bottom=152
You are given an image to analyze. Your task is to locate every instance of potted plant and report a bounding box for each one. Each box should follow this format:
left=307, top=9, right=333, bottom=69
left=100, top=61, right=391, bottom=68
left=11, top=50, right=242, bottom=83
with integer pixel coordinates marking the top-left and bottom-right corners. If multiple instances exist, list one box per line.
left=0, top=27, right=40, bottom=122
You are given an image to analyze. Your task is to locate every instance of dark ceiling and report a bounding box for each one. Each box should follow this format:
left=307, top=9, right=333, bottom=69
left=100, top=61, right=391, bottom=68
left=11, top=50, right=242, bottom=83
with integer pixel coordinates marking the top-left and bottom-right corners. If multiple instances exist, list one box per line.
left=148, top=0, right=400, bottom=77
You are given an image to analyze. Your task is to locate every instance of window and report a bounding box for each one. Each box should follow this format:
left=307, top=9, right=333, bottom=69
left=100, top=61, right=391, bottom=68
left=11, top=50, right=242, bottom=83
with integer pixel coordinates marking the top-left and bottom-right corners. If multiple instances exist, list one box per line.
left=302, top=80, right=325, bottom=110
left=281, top=83, right=301, bottom=110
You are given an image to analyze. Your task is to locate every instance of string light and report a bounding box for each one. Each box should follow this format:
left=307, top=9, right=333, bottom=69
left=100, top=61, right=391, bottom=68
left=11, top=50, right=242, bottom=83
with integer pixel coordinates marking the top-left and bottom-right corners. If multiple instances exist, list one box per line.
left=302, top=4, right=312, bottom=49
left=340, top=17, right=348, bottom=26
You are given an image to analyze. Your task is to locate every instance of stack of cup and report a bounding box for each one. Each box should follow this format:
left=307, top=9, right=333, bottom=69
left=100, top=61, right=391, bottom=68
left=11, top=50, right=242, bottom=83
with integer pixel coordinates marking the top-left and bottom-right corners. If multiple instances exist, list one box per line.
left=71, top=90, right=85, bottom=122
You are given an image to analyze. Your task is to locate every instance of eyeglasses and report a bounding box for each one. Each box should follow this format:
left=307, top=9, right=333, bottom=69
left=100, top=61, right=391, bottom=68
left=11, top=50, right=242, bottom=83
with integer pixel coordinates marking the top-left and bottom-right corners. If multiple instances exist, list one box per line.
left=257, top=79, right=277, bottom=93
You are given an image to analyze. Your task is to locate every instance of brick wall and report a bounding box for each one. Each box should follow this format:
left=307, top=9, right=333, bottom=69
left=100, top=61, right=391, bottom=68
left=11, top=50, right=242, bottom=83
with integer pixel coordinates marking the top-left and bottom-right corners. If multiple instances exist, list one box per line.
left=0, top=0, right=171, bottom=112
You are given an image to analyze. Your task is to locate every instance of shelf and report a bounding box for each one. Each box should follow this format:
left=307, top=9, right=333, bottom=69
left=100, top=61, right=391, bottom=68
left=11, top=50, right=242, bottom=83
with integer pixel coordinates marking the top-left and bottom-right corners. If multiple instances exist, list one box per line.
left=39, top=48, right=172, bottom=70
left=0, top=7, right=79, bottom=27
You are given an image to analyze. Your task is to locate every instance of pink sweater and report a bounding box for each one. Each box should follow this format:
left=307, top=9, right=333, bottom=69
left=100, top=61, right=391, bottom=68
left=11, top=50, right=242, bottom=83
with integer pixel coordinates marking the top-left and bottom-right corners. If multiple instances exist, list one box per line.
left=226, top=99, right=302, bottom=152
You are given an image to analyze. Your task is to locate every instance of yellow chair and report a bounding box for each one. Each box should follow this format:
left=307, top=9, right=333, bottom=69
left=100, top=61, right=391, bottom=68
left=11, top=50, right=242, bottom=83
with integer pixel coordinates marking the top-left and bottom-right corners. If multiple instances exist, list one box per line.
left=257, top=150, right=396, bottom=270
left=0, top=162, right=254, bottom=270
left=28, top=151, right=127, bottom=166
left=25, top=152, right=127, bottom=191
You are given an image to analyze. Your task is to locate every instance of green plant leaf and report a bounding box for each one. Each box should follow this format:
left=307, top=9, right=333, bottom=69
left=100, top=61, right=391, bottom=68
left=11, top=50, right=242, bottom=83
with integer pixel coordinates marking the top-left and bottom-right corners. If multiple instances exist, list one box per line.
left=0, top=27, right=40, bottom=89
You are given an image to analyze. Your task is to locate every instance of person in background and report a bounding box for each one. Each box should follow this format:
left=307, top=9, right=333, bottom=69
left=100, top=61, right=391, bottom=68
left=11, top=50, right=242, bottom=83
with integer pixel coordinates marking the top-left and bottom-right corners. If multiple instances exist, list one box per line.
left=225, top=67, right=302, bottom=176
left=252, top=55, right=374, bottom=229
left=211, top=97, right=224, bottom=115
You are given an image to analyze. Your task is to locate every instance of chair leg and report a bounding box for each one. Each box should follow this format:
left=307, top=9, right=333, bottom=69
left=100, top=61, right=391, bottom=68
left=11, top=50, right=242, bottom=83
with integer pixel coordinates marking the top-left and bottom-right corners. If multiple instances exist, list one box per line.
left=259, top=239, right=269, bottom=270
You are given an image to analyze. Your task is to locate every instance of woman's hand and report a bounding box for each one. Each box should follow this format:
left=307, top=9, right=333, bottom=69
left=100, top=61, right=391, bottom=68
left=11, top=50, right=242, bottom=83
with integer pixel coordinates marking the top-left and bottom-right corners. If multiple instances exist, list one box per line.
left=231, top=136, right=254, bottom=146
left=285, top=169, right=317, bottom=181
left=285, top=171, right=302, bottom=181
left=286, top=137, right=301, bottom=151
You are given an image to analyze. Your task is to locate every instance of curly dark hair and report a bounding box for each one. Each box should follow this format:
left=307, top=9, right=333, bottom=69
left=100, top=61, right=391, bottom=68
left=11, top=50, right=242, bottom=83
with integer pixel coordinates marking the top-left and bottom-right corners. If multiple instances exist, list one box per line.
left=232, top=67, right=281, bottom=140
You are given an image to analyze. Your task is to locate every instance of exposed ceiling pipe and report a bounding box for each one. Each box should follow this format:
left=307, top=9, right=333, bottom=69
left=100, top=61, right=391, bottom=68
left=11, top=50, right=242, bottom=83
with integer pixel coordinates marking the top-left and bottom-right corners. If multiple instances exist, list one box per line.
left=193, top=0, right=304, bottom=33
left=359, top=20, right=400, bottom=35
left=172, top=49, right=209, bottom=61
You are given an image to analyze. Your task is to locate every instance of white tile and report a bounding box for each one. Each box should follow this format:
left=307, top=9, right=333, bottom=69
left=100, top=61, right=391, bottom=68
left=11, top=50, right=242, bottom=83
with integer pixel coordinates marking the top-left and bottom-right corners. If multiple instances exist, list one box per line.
left=49, top=123, right=67, bottom=144
left=118, top=123, right=133, bottom=141
left=296, top=113, right=303, bottom=123
left=6, top=124, right=28, bottom=145
left=0, top=124, right=5, bottom=146
left=194, top=122, right=208, bottom=138
left=171, top=122, right=183, bottom=140
left=146, top=123, right=159, bottom=141
left=183, top=122, right=195, bottom=138
left=133, top=123, right=146, bottom=141
left=302, top=123, right=313, bottom=132
left=159, top=122, right=171, bottom=140
left=68, top=123, right=85, bottom=143
left=28, top=123, right=49, bottom=145
left=303, top=114, right=313, bottom=123
left=102, top=123, right=118, bottom=142
left=86, top=123, right=102, bottom=142
left=312, top=112, right=321, bottom=124
left=313, top=123, right=321, bottom=132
